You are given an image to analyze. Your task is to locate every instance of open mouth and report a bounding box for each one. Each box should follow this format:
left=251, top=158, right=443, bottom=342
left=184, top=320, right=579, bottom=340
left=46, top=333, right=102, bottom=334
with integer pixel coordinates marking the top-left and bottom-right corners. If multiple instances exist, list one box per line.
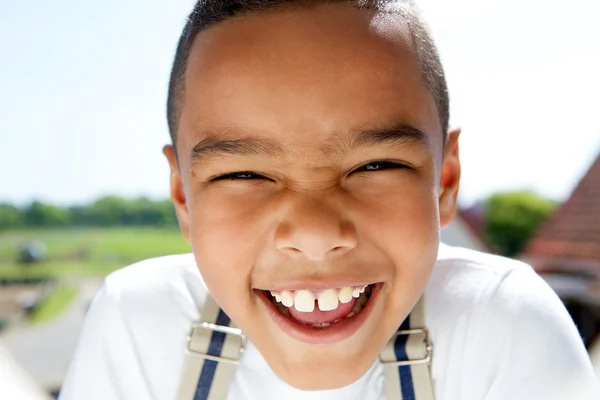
left=267, top=284, right=374, bottom=327
left=257, top=283, right=380, bottom=342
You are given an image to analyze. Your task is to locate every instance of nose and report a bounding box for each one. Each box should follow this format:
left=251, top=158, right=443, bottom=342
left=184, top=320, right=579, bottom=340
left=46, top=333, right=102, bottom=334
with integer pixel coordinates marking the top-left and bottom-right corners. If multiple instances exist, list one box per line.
left=274, top=192, right=358, bottom=261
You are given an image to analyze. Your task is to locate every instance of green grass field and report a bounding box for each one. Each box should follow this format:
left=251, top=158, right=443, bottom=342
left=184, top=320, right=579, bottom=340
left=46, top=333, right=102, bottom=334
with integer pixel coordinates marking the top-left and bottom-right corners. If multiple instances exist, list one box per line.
left=0, top=227, right=191, bottom=278
left=29, top=284, right=78, bottom=324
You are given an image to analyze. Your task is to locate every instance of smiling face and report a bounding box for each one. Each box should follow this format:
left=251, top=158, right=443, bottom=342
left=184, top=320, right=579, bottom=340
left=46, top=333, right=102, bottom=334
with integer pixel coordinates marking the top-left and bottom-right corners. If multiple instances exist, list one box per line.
left=164, top=3, right=460, bottom=390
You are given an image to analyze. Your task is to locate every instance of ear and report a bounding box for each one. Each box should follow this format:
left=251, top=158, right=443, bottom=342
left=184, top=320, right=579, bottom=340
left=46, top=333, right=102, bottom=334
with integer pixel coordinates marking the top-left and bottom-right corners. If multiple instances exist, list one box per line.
left=163, top=145, right=191, bottom=242
left=439, top=128, right=461, bottom=229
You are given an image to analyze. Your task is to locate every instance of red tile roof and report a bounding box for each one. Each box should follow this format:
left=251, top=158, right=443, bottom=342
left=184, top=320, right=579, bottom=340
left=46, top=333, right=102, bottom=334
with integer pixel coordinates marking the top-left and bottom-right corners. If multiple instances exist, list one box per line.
left=524, top=151, right=600, bottom=271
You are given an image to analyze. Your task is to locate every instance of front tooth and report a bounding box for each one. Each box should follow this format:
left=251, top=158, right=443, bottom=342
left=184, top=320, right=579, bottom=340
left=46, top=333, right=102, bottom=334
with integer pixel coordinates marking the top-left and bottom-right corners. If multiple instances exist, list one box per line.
left=339, top=287, right=353, bottom=303
left=294, top=290, right=315, bottom=312
left=318, top=289, right=339, bottom=311
left=281, top=291, right=294, bottom=307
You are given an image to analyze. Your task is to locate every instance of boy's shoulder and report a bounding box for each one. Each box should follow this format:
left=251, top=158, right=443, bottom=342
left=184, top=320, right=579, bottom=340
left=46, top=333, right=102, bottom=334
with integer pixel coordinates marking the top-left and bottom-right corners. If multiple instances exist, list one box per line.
left=428, top=243, right=533, bottom=302
left=426, top=243, right=543, bottom=333
left=101, top=252, right=208, bottom=319
left=61, top=254, right=208, bottom=400
left=429, top=243, right=535, bottom=303
left=426, top=245, right=596, bottom=398
left=105, top=252, right=201, bottom=289
left=437, top=242, right=530, bottom=276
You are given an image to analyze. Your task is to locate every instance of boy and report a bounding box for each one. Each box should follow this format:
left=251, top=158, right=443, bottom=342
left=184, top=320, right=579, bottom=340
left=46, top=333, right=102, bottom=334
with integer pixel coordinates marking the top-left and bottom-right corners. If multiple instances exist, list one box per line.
left=59, top=1, right=599, bottom=399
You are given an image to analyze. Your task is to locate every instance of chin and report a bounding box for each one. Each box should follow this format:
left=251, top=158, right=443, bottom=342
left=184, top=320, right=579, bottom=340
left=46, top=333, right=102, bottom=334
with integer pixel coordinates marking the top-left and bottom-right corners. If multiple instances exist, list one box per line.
left=266, top=349, right=376, bottom=391
left=281, top=369, right=366, bottom=391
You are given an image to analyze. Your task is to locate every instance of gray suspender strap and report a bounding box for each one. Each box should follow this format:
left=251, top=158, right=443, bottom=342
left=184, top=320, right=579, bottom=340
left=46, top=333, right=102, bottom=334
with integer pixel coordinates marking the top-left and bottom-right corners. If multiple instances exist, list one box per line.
left=179, top=295, right=433, bottom=400
left=380, top=296, right=435, bottom=399
left=176, top=295, right=246, bottom=400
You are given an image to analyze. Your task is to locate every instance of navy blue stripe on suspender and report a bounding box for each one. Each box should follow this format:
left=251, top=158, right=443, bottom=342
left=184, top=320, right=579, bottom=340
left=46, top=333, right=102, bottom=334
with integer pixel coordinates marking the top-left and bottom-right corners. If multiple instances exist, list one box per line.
left=194, top=309, right=231, bottom=400
left=394, top=316, right=415, bottom=400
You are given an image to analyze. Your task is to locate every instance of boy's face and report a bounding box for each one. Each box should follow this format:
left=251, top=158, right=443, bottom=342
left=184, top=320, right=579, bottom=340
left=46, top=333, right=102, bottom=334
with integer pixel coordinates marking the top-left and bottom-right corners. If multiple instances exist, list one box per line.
left=165, top=4, right=460, bottom=390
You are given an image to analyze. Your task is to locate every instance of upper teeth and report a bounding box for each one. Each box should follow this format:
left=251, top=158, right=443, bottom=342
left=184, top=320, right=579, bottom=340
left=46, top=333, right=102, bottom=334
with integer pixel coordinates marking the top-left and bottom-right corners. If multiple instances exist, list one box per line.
left=270, top=285, right=369, bottom=313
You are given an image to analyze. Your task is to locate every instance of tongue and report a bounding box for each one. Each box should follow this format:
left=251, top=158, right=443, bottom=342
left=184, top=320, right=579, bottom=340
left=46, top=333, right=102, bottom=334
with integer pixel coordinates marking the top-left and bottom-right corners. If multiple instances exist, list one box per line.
left=288, top=298, right=356, bottom=325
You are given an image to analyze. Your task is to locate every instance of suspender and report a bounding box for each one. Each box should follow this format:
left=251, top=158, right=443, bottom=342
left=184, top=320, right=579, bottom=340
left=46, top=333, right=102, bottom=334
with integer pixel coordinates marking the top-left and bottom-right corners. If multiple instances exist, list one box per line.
left=176, top=295, right=246, bottom=400
left=379, top=297, right=435, bottom=400
left=177, top=296, right=434, bottom=400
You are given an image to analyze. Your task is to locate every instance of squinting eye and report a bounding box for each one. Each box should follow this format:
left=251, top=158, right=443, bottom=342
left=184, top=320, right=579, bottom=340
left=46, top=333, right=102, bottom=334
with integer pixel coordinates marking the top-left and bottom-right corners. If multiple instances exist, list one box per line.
left=354, top=160, right=410, bottom=173
left=210, top=171, right=266, bottom=182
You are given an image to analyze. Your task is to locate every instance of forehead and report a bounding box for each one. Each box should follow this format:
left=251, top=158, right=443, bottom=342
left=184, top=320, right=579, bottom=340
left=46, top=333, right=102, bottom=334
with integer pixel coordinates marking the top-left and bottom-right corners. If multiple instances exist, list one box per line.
left=179, top=4, right=442, bottom=159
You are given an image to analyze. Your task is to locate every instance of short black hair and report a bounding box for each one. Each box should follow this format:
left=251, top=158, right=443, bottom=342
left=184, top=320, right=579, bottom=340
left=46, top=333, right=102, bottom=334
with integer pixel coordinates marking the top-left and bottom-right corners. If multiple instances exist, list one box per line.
left=167, top=0, right=449, bottom=152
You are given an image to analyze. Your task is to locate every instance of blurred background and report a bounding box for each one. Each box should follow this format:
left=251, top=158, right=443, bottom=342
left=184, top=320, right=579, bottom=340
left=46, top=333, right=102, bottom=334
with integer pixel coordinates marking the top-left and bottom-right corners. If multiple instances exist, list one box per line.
left=1, top=0, right=599, bottom=398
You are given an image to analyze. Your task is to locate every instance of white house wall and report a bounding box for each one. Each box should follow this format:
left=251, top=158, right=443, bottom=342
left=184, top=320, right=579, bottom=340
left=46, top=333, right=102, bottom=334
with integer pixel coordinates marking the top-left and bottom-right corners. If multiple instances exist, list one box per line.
left=441, top=216, right=489, bottom=252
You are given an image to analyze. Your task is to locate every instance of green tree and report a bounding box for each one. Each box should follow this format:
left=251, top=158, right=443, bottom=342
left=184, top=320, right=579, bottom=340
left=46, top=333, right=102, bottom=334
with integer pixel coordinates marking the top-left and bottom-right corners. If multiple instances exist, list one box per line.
left=127, top=197, right=177, bottom=226
left=0, top=203, right=24, bottom=229
left=156, top=199, right=178, bottom=226
left=77, top=196, right=178, bottom=227
left=0, top=197, right=179, bottom=228
left=24, top=201, right=71, bottom=227
left=89, top=196, right=130, bottom=226
left=483, top=190, right=556, bottom=257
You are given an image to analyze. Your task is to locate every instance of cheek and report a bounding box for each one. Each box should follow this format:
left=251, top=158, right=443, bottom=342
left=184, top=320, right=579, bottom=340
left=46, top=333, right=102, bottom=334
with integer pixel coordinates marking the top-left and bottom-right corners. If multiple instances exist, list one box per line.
left=351, top=174, right=439, bottom=279
left=186, top=187, right=273, bottom=313
left=350, top=172, right=439, bottom=230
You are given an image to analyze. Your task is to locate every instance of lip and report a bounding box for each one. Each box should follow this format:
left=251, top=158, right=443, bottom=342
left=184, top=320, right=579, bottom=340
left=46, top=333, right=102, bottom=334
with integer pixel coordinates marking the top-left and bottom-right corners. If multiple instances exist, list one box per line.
left=256, top=280, right=377, bottom=292
left=256, top=283, right=382, bottom=345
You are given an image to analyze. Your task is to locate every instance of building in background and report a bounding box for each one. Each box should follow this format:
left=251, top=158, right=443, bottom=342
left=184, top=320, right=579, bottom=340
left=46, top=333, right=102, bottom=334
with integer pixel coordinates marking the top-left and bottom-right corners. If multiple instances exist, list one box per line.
left=441, top=209, right=492, bottom=253
left=522, top=151, right=600, bottom=348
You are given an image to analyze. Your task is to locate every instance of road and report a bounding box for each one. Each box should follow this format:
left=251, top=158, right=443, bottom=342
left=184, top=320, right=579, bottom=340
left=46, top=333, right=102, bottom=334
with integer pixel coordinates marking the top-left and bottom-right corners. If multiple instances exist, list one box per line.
left=0, top=277, right=104, bottom=391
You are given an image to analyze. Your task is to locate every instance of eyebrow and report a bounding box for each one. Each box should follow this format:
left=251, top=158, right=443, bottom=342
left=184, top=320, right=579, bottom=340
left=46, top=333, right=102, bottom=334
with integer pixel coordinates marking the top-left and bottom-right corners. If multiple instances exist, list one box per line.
left=190, top=123, right=431, bottom=163
left=190, top=136, right=284, bottom=164
left=332, top=123, right=431, bottom=157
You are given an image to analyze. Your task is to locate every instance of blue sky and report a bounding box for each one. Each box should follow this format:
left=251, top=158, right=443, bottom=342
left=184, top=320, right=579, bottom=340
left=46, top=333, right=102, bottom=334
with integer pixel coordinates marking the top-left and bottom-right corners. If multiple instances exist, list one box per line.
left=1, top=0, right=599, bottom=206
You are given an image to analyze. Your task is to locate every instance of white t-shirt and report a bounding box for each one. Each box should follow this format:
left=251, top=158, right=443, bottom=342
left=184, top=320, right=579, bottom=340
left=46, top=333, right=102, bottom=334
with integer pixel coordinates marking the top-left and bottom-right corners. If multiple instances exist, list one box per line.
left=59, top=244, right=599, bottom=400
